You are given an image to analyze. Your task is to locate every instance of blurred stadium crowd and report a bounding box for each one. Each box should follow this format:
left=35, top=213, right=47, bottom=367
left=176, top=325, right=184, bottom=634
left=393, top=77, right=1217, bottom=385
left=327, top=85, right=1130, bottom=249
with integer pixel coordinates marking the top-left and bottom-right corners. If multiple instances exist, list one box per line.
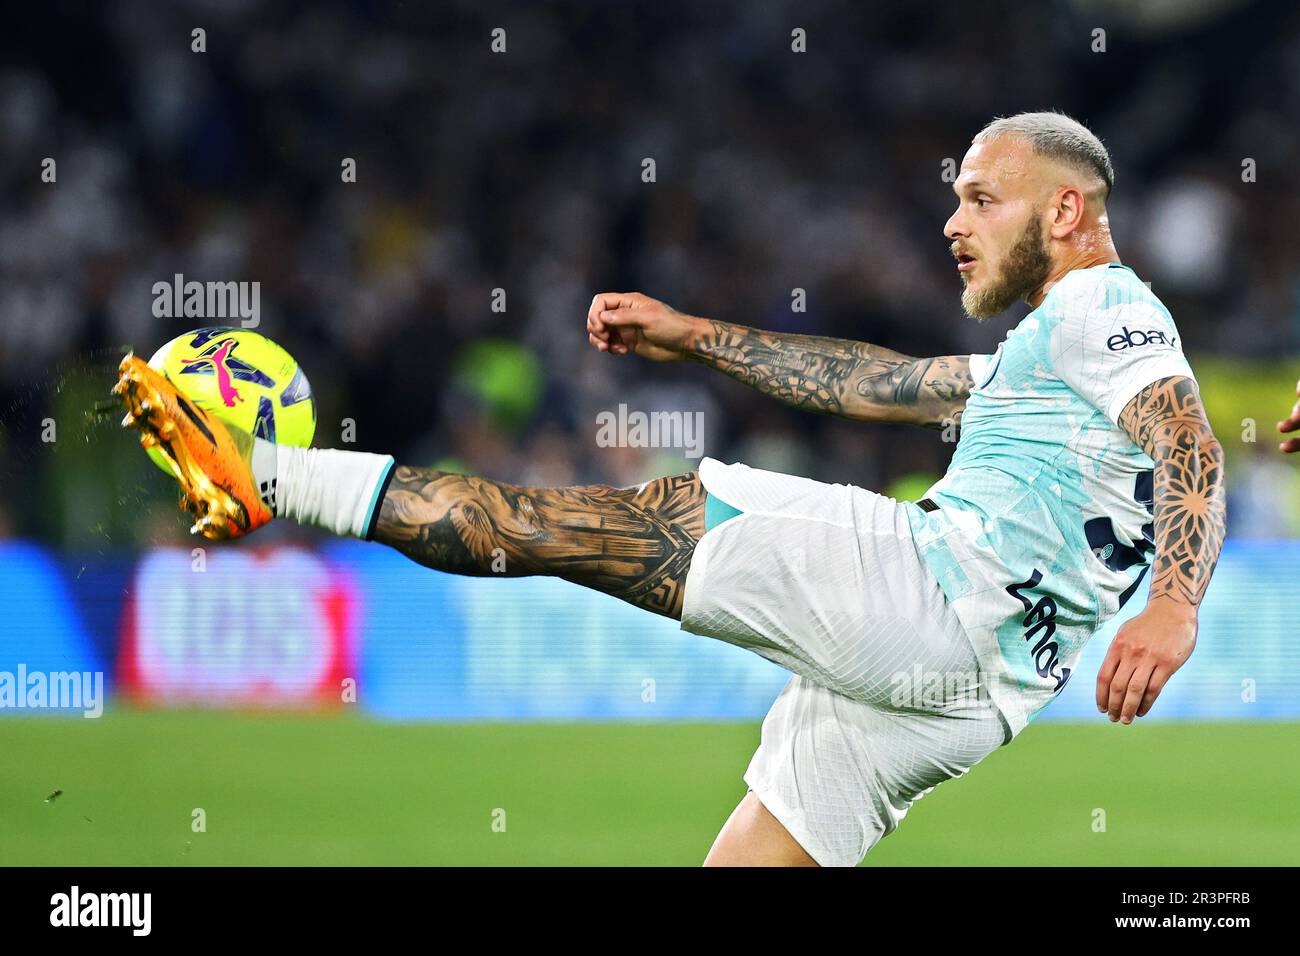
left=1, top=0, right=1299, bottom=547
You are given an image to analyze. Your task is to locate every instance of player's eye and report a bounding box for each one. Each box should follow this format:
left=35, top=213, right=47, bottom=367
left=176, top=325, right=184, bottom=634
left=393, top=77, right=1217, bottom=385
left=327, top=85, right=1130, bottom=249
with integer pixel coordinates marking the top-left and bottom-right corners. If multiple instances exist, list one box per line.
left=975, top=197, right=992, bottom=208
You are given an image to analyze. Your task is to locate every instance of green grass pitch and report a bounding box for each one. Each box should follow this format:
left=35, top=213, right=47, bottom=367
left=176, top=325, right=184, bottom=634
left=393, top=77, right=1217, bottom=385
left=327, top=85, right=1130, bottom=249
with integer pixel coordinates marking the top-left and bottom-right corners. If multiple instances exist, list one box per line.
left=2, top=711, right=1296, bottom=865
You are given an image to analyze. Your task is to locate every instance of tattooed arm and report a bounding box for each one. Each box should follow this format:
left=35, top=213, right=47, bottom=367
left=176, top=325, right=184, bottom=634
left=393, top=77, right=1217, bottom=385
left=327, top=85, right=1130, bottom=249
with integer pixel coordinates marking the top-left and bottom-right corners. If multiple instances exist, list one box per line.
left=587, top=292, right=973, bottom=429
left=1096, top=375, right=1226, bottom=724
left=1119, top=377, right=1227, bottom=607
left=684, top=322, right=973, bottom=429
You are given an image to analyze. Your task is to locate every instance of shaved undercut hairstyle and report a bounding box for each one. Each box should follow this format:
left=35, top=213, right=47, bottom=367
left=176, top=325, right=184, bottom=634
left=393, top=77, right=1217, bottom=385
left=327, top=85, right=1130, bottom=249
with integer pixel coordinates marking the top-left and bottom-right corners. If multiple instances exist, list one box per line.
left=973, top=111, right=1115, bottom=200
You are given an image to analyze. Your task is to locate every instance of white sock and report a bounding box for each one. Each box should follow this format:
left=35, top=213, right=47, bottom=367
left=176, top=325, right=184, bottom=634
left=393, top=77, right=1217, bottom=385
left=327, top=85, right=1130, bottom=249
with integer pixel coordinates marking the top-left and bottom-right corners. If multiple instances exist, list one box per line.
left=250, top=438, right=396, bottom=539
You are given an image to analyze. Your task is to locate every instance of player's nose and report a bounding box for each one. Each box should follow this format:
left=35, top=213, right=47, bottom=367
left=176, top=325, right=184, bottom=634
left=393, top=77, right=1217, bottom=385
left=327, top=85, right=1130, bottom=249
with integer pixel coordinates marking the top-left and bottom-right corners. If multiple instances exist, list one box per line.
left=943, top=207, right=969, bottom=241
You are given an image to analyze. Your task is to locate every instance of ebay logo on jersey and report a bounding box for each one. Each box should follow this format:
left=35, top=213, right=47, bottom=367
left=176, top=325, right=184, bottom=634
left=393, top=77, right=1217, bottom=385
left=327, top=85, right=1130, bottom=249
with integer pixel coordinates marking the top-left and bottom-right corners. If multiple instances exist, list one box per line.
left=1106, top=326, right=1178, bottom=351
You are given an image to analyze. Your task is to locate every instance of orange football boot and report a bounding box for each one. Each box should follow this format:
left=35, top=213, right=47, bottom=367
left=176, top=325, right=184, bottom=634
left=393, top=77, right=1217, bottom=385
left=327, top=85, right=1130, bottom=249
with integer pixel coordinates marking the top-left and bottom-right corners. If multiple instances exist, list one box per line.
left=113, top=353, right=273, bottom=540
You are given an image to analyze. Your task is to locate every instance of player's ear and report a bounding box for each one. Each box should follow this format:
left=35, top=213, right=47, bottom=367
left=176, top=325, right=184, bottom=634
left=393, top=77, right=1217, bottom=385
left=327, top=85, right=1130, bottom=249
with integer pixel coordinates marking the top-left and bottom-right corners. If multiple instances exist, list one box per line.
left=1048, top=186, right=1086, bottom=240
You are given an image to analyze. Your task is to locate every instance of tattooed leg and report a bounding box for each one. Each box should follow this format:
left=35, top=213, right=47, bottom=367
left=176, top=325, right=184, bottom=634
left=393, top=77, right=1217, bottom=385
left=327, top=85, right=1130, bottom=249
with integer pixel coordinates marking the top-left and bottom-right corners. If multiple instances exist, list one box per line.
left=373, top=467, right=706, bottom=619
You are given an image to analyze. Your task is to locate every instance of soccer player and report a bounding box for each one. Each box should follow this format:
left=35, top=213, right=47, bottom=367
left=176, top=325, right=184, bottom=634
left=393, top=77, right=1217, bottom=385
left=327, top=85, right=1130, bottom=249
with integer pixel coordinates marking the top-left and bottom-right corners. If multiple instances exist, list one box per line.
left=115, top=112, right=1226, bottom=867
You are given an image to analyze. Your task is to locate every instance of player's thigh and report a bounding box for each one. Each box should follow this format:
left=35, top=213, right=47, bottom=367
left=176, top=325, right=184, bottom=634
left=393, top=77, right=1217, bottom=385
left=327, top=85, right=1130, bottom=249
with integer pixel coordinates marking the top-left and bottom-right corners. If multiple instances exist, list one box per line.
left=703, top=791, right=819, bottom=867
left=680, top=458, right=963, bottom=703
left=573, top=471, right=704, bottom=617
left=528, top=471, right=705, bottom=618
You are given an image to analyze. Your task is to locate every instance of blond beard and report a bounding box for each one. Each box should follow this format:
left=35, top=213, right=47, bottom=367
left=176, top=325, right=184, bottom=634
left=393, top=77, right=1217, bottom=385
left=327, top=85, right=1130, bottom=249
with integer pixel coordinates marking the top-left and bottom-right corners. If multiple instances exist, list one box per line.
left=961, top=213, right=1052, bottom=320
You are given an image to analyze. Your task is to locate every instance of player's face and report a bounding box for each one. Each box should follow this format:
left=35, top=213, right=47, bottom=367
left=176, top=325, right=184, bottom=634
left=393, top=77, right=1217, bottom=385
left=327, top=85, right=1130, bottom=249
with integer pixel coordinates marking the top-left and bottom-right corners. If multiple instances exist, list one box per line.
left=945, top=138, right=1053, bottom=320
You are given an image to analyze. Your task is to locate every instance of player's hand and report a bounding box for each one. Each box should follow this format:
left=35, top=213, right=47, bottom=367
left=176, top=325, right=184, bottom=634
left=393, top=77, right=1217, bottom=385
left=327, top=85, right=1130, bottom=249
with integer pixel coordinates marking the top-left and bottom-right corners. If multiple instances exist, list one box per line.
left=586, top=292, right=702, bottom=362
left=1095, top=597, right=1197, bottom=724
left=1278, top=376, right=1300, bottom=452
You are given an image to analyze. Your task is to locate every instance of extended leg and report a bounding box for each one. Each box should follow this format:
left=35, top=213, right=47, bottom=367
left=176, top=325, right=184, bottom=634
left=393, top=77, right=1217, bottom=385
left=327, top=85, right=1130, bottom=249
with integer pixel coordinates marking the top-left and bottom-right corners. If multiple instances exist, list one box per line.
left=114, top=354, right=706, bottom=618
left=373, top=466, right=706, bottom=619
left=114, top=359, right=852, bottom=866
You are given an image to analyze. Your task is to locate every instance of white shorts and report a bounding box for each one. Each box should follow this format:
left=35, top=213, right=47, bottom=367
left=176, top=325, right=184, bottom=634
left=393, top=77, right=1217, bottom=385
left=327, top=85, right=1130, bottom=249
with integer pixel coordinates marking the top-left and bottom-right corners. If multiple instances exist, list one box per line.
left=680, top=458, right=1010, bottom=866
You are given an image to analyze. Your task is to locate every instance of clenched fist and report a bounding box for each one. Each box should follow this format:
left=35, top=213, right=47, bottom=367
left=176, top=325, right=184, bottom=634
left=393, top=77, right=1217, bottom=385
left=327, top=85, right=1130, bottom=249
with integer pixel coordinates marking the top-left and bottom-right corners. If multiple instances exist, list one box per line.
left=586, top=292, right=703, bottom=362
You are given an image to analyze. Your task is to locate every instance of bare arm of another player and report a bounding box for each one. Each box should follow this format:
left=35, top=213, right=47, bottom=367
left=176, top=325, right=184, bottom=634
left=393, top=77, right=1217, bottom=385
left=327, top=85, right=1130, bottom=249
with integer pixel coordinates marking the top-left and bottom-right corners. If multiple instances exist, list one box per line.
left=586, top=292, right=972, bottom=429
left=1097, top=376, right=1227, bottom=723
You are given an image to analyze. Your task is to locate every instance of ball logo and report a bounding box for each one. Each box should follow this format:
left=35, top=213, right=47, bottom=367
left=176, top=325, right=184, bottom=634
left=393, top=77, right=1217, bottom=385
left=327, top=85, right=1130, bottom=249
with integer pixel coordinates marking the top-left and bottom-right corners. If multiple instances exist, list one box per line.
left=177, top=331, right=277, bottom=408
left=1106, top=325, right=1177, bottom=351
left=181, top=338, right=244, bottom=407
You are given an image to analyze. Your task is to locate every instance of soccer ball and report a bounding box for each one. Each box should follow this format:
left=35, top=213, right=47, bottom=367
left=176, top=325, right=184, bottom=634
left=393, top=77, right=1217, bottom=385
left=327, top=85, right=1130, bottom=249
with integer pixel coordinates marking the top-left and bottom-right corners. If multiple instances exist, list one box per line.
left=144, top=327, right=316, bottom=472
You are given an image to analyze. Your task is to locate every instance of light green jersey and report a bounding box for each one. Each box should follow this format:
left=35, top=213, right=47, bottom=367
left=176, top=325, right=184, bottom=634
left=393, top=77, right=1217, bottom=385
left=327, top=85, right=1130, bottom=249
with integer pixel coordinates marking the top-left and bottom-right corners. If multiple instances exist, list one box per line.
left=908, top=263, right=1196, bottom=734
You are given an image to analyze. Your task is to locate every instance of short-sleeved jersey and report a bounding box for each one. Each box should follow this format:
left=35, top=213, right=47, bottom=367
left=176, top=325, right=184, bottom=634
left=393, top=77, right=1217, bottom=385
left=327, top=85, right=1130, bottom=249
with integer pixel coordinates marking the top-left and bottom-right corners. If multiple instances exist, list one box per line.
left=907, top=263, right=1195, bottom=735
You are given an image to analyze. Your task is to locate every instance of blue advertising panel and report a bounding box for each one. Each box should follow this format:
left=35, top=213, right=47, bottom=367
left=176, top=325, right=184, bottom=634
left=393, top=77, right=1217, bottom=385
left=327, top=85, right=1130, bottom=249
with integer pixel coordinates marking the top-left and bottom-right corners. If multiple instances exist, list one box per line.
left=1, top=538, right=1297, bottom=722
left=0, top=543, right=106, bottom=717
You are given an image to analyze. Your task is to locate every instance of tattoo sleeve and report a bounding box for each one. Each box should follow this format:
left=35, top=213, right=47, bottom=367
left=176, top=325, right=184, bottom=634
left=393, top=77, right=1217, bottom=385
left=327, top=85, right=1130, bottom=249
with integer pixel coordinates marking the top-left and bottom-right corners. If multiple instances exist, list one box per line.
left=373, top=467, right=705, bottom=619
left=685, top=319, right=973, bottom=429
left=1118, top=376, right=1226, bottom=607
